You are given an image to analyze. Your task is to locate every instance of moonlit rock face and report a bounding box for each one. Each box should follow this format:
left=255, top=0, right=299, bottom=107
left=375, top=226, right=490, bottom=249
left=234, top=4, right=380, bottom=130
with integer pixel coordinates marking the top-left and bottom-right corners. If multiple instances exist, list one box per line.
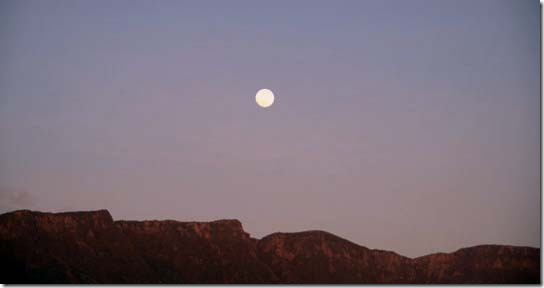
left=256, top=89, right=275, bottom=108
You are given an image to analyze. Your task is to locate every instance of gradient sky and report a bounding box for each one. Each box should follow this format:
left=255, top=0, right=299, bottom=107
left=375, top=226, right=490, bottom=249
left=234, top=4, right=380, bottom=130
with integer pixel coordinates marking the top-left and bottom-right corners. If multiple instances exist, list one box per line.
left=0, top=0, right=540, bottom=257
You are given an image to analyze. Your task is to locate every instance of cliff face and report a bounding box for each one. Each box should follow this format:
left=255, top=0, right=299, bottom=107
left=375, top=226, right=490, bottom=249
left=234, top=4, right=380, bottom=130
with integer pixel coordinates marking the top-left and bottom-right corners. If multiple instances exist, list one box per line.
left=0, top=210, right=276, bottom=284
left=0, top=210, right=160, bottom=283
left=114, top=219, right=277, bottom=283
left=258, top=232, right=540, bottom=284
left=413, top=245, right=540, bottom=284
left=257, top=231, right=414, bottom=284
left=0, top=210, right=539, bottom=284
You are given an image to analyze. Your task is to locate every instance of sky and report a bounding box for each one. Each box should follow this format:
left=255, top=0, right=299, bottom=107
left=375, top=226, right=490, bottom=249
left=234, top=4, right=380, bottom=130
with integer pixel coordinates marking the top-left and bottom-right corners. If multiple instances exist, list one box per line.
left=0, top=0, right=540, bottom=258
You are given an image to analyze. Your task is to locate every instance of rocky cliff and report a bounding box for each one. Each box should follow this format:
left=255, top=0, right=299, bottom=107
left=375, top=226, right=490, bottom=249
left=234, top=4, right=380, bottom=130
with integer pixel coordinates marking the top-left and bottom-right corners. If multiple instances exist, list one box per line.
left=0, top=210, right=539, bottom=284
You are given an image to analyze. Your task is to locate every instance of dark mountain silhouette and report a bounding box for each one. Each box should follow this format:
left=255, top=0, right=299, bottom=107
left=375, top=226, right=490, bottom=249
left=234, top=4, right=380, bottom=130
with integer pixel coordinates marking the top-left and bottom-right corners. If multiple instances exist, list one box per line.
left=0, top=209, right=539, bottom=284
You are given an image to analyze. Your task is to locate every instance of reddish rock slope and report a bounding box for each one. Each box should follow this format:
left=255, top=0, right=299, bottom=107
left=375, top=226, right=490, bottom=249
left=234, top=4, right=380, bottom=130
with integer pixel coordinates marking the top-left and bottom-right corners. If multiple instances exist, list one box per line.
left=0, top=210, right=539, bottom=284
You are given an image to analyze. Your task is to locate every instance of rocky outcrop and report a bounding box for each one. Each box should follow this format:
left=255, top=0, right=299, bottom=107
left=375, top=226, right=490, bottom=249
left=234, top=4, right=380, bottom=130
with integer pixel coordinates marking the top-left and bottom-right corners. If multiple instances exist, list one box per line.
left=413, top=245, right=540, bottom=283
left=114, top=219, right=277, bottom=283
left=0, top=210, right=539, bottom=284
left=0, top=210, right=158, bottom=283
left=258, top=232, right=540, bottom=284
left=257, top=231, right=414, bottom=284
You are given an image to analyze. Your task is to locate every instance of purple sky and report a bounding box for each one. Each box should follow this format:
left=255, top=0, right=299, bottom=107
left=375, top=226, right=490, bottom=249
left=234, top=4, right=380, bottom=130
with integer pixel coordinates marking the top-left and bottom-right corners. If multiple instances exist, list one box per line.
left=0, top=0, right=540, bottom=257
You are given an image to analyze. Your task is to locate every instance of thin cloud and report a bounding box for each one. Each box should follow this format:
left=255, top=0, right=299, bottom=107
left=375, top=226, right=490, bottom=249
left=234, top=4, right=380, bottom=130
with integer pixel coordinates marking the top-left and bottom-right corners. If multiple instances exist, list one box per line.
left=0, top=187, right=35, bottom=213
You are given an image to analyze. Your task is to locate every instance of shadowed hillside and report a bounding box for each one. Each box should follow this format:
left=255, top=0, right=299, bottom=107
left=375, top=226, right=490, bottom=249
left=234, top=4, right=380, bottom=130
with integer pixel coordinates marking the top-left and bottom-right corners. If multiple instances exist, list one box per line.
left=0, top=210, right=539, bottom=284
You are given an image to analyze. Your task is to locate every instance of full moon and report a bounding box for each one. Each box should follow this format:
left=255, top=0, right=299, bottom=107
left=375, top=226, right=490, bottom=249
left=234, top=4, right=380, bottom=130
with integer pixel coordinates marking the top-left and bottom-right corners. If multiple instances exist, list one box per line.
left=256, top=89, right=275, bottom=108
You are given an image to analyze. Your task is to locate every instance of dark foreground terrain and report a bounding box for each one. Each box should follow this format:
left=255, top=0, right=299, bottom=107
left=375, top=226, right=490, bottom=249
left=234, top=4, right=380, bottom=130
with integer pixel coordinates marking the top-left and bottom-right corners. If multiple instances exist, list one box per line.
left=0, top=210, right=539, bottom=284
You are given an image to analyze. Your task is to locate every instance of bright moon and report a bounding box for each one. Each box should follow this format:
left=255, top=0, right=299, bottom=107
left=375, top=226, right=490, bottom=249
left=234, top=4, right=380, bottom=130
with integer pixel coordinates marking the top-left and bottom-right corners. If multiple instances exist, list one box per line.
left=256, top=89, right=275, bottom=108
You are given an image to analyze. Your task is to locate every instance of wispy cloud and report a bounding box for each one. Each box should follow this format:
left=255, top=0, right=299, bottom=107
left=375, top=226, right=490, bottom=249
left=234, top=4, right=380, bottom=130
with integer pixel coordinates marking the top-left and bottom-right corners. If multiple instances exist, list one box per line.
left=0, top=186, right=35, bottom=213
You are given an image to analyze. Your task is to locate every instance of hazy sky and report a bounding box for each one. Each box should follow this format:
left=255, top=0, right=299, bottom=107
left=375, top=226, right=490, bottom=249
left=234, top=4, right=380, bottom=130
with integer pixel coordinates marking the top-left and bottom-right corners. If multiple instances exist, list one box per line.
left=0, top=0, right=540, bottom=257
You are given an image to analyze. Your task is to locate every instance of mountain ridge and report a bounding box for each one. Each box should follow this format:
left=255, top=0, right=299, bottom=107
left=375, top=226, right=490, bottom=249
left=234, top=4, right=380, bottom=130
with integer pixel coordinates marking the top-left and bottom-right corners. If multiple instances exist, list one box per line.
left=0, top=209, right=539, bottom=284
